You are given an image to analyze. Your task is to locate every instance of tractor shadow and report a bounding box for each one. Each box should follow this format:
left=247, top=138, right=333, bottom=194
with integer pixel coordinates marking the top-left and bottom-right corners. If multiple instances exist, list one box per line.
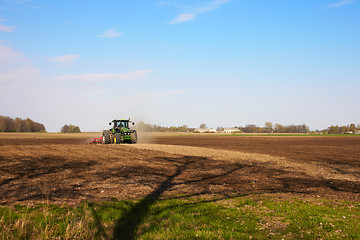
left=112, top=156, right=194, bottom=240
left=104, top=153, right=360, bottom=240
left=110, top=156, right=247, bottom=240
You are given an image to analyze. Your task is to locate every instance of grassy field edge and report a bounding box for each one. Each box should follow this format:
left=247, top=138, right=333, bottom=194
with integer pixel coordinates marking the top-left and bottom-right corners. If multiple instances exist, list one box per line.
left=1, top=195, right=359, bottom=239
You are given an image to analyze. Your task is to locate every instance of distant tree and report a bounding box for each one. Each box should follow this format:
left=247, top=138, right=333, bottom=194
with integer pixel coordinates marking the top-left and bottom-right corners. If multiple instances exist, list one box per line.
left=340, top=126, right=347, bottom=133
left=61, top=124, right=70, bottom=133
left=264, top=122, right=273, bottom=133
left=181, top=125, right=189, bottom=132
left=23, top=118, right=34, bottom=132
left=199, top=123, right=207, bottom=129
left=61, top=124, right=81, bottom=133
left=75, top=126, right=81, bottom=133
left=69, top=125, right=75, bottom=133
left=242, top=124, right=258, bottom=133
left=0, top=116, right=7, bottom=132
left=274, top=124, right=285, bottom=133
left=217, top=126, right=224, bottom=132
left=169, top=126, right=177, bottom=132
left=34, top=123, right=46, bottom=132
left=14, top=117, right=22, bottom=132
left=349, top=124, right=356, bottom=133
left=301, top=124, right=310, bottom=133
left=71, top=125, right=81, bottom=133
left=5, top=117, right=15, bottom=132
left=328, top=125, right=339, bottom=134
left=175, top=125, right=188, bottom=132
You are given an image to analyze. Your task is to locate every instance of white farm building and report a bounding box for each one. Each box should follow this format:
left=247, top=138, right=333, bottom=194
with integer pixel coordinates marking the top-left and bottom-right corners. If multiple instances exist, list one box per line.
left=223, top=128, right=240, bottom=133
left=195, top=128, right=217, bottom=133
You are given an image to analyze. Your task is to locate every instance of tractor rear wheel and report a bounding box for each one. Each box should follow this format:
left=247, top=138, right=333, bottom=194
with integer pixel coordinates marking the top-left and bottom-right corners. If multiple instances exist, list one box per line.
left=114, top=133, right=122, bottom=144
left=131, top=130, right=137, bottom=144
left=102, top=130, right=111, bottom=144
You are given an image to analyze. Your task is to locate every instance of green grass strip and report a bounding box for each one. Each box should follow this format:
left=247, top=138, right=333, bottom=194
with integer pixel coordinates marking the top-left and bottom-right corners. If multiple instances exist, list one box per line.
left=0, top=196, right=359, bottom=239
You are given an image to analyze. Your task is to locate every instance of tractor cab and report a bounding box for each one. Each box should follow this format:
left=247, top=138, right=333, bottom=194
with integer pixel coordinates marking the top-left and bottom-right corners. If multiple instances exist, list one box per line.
left=111, top=120, right=127, bottom=129
left=109, top=119, right=134, bottom=131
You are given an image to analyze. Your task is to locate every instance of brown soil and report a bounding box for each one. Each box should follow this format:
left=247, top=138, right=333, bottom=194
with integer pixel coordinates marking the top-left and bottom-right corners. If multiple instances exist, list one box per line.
left=152, top=135, right=360, bottom=167
left=0, top=134, right=359, bottom=205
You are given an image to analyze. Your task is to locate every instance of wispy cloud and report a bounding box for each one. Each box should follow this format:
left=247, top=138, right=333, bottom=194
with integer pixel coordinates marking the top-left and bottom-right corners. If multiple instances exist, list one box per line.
left=197, top=0, right=230, bottom=12
left=170, top=13, right=195, bottom=24
left=157, top=1, right=171, bottom=6
left=169, top=0, right=230, bottom=24
left=0, top=41, right=39, bottom=95
left=0, top=65, right=39, bottom=83
left=51, top=69, right=153, bottom=82
left=0, top=13, right=16, bottom=32
left=97, top=28, right=122, bottom=38
left=0, top=41, right=25, bottom=64
left=329, top=0, right=355, bottom=8
left=46, top=54, right=79, bottom=64
left=0, top=24, right=16, bottom=32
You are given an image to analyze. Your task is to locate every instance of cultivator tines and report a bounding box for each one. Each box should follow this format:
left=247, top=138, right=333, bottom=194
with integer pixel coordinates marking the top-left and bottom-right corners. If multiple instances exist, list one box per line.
left=89, top=137, right=103, bottom=144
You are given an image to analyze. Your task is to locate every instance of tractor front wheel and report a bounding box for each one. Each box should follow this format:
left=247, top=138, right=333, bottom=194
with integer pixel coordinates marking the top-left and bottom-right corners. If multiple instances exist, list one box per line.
left=114, top=133, right=122, bottom=144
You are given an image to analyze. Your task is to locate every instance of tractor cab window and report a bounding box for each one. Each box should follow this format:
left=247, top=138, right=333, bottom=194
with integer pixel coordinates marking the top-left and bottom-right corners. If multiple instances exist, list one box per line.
left=115, top=121, right=128, bottom=128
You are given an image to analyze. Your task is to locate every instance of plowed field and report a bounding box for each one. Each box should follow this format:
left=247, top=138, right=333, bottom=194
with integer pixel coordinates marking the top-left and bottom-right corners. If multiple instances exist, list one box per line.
left=1, top=133, right=359, bottom=204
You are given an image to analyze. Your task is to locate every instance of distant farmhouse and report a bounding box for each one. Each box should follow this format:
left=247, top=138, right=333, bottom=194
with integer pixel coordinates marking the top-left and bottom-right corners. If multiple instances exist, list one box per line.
left=194, top=127, right=240, bottom=133
left=223, top=128, right=240, bottom=133
left=195, top=128, right=217, bottom=133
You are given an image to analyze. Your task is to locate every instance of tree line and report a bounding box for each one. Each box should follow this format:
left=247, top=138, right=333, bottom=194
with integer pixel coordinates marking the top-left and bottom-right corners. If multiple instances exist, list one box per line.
left=134, top=121, right=360, bottom=134
left=239, top=122, right=310, bottom=133
left=60, top=124, right=81, bottom=133
left=135, top=121, right=311, bottom=133
left=134, top=121, right=190, bottom=132
left=326, top=124, right=360, bottom=134
left=0, top=115, right=46, bottom=132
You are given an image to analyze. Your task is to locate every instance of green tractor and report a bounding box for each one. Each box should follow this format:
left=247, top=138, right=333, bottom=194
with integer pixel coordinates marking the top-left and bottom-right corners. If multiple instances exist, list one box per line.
left=102, top=119, right=137, bottom=144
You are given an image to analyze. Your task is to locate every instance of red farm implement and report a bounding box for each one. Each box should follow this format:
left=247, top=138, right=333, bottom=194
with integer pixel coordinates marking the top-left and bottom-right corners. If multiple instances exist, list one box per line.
left=89, top=137, right=103, bottom=144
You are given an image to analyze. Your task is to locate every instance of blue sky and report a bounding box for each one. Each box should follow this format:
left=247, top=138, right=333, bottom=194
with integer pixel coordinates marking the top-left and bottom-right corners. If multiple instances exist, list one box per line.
left=0, top=0, right=359, bottom=132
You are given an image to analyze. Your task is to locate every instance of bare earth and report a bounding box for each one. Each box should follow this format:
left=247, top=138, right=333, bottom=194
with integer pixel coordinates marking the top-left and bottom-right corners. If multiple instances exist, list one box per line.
left=0, top=133, right=359, bottom=204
